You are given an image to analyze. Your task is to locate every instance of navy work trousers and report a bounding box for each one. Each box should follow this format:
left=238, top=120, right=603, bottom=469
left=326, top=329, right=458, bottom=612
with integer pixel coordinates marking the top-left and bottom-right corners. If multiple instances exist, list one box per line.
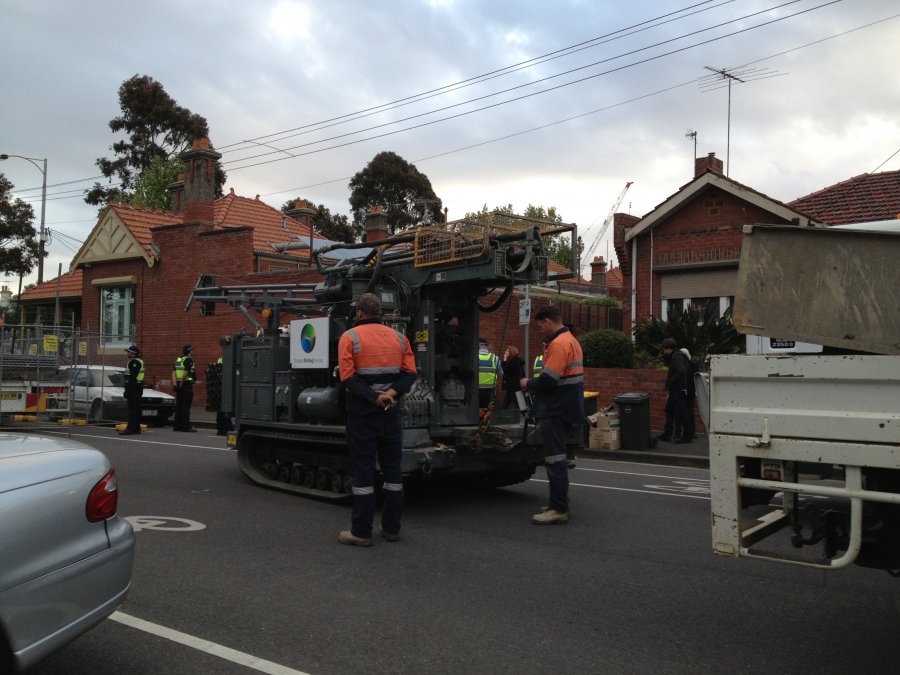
left=538, top=416, right=572, bottom=513
left=346, top=411, right=404, bottom=539
left=125, top=387, right=143, bottom=433
left=174, top=382, right=193, bottom=430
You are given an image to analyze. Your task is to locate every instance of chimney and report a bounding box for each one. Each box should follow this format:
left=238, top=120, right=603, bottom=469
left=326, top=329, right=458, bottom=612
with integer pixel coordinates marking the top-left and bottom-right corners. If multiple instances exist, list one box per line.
left=284, top=199, right=318, bottom=262
left=167, top=172, right=185, bottom=215
left=694, top=152, right=724, bottom=178
left=179, top=137, right=222, bottom=225
left=364, top=205, right=389, bottom=243
left=590, top=256, right=608, bottom=293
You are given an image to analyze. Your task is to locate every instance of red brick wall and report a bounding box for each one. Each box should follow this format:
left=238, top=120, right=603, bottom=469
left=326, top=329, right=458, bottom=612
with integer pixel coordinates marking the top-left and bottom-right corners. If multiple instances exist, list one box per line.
left=584, top=366, right=704, bottom=434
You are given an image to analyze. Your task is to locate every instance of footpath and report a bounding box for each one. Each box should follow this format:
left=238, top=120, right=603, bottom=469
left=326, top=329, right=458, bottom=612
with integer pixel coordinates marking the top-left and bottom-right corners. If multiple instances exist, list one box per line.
left=194, top=406, right=709, bottom=469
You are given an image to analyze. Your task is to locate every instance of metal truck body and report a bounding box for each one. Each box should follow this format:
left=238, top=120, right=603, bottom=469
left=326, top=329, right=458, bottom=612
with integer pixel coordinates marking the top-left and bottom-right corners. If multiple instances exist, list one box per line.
left=708, top=222, right=900, bottom=571
left=192, top=214, right=580, bottom=500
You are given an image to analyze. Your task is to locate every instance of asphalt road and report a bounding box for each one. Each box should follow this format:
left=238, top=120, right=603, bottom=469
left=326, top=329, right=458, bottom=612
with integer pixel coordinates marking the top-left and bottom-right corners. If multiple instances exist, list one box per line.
left=26, top=425, right=900, bottom=674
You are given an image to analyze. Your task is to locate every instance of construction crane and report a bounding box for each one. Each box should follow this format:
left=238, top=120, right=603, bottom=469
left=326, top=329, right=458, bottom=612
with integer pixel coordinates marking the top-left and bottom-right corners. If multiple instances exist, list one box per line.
left=579, top=181, right=633, bottom=278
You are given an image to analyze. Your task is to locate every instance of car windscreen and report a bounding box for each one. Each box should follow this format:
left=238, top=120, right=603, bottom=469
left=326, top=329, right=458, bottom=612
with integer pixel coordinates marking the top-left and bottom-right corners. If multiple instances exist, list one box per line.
left=93, top=370, right=126, bottom=387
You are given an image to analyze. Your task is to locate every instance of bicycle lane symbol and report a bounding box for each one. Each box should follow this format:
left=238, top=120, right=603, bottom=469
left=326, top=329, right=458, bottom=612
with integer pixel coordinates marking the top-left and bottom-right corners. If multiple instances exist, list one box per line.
left=125, top=516, right=207, bottom=532
left=642, top=479, right=710, bottom=496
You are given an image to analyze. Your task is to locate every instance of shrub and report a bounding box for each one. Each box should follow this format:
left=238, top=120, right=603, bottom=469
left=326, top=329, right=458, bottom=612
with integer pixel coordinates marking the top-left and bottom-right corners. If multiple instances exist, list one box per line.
left=632, top=304, right=743, bottom=369
left=580, top=329, right=634, bottom=368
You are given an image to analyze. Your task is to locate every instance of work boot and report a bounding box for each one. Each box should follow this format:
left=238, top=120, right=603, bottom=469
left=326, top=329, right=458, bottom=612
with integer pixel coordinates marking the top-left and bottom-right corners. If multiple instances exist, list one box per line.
left=379, top=527, right=400, bottom=542
left=540, top=505, right=572, bottom=515
left=338, top=530, right=373, bottom=547
left=532, top=509, right=569, bottom=525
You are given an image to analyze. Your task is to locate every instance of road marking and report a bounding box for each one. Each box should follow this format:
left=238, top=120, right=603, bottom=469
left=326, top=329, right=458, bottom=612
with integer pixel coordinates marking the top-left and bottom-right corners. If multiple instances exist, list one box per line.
left=125, top=516, right=207, bottom=532
left=40, top=429, right=236, bottom=452
left=531, top=478, right=710, bottom=500
left=109, top=611, right=309, bottom=675
left=575, top=466, right=710, bottom=481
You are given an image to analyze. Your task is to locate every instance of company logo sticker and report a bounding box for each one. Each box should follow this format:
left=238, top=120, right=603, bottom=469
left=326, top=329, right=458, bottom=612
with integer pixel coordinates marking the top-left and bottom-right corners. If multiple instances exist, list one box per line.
left=300, top=323, right=316, bottom=353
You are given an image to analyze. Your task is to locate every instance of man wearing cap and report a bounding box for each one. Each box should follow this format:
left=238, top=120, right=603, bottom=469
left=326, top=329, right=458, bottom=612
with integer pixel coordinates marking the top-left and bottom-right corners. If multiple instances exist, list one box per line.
left=120, top=344, right=144, bottom=435
left=172, top=343, right=197, bottom=432
left=477, top=336, right=501, bottom=408
left=337, top=292, right=418, bottom=547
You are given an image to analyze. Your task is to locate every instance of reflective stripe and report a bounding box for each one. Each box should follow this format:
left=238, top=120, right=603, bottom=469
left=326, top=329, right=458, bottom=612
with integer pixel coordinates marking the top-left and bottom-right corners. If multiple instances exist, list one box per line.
left=357, top=366, right=402, bottom=375
left=558, top=375, right=585, bottom=385
left=383, top=482, right=403, bottom=492
left=545, top=453, right=568, bottom=463
left=542, top=367, right=561, bottom=381
left=352, top=486, right=375, bottom=495
left=346, top=329, right=361, bottom=354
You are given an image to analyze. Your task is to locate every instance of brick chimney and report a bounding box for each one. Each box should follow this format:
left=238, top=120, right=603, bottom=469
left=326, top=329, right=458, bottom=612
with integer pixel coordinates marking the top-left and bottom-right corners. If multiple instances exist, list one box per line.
left=589, top=256, right=608, bottom=292
left=364, top=205, right=389, bottom=243
left=179, top=137, right=221, bottom=224
left=284, top=199, right=316, bottom=234
left=695, top=152, right=724, bottom=178
left=167, top=172, right=186, bottom=215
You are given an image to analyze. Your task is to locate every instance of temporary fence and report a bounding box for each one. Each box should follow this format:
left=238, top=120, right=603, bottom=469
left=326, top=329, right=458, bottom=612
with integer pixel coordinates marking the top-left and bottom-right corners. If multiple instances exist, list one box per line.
left=0, top=324, right=165, bottom=431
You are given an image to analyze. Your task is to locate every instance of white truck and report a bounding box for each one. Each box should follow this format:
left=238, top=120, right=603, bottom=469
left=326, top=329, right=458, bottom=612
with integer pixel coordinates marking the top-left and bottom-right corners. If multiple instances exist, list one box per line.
left=708, top=221, right=900, bottom=572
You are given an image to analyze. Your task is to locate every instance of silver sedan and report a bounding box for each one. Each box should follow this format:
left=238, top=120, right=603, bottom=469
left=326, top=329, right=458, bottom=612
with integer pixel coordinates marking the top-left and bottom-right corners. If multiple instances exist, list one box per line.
left=0, top=433, right=134, bottom=672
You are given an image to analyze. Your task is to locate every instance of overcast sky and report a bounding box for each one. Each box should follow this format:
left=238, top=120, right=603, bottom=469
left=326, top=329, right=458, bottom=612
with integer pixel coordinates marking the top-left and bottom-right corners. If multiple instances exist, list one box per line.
left=2, top=0, right=899, bottom=290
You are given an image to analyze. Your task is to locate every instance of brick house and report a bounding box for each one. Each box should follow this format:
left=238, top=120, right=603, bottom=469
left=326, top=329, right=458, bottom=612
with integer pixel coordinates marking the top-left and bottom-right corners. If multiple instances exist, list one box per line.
left=613, top=153, right=816, bottom=331
left=21, top=138, right=328, bottom=397
left=788, top=169, right=900, bottom=224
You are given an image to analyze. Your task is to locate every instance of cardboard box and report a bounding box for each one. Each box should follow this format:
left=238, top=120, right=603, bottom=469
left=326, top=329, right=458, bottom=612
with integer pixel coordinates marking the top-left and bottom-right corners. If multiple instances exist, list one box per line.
left=587, top=412, right=621, bottom=450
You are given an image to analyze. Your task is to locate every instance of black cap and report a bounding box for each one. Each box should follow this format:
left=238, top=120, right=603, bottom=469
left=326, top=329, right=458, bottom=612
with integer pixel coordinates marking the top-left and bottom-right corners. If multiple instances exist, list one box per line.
left=183, top=343, right=193, bottom=354
left=478, top=336, right=488, bottom=345
left=125, top=345, right=139, bottom=355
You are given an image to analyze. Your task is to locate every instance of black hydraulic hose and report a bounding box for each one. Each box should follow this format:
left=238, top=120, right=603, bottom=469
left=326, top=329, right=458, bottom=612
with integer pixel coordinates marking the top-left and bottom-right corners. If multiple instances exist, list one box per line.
left=477, top=282, right=513, bottom=312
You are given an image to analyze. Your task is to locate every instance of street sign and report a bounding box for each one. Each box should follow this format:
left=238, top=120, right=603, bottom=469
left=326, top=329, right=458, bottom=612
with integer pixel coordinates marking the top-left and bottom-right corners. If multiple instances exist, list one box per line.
left=518, top=298, right=531, bottom=325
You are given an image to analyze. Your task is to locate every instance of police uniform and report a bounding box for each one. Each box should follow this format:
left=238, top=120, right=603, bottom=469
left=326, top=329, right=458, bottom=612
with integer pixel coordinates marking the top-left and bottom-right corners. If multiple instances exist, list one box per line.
left=173, top=343, right=197, bottom=432
left=525, top=326, right=584, bottom=519
left=338, top=302, right=417, bottom=544
left=121, top=345, right=144, bottom=435
left=477, top=339, right=501, bottom=408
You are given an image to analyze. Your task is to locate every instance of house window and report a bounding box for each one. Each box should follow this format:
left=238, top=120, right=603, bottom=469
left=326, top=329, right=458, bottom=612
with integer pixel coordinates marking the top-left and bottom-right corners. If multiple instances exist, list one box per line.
left=662, top=296, right=733, bottom=321
left=100, top=286, right=134, bottom=345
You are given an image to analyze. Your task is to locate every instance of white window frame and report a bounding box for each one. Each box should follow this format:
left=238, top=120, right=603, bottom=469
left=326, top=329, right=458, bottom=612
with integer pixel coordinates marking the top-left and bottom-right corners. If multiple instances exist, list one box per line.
left=661, top=296, right=732, bottom=321
left=100, top=285, right=134, bottom=347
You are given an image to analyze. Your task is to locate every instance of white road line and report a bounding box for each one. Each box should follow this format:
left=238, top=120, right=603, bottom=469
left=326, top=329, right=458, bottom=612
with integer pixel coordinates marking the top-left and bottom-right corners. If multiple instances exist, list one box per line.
left=109, top=611, right=309, bottom=675
left=575, top=466, right=710, bottom=481
left=530, top=478, right=710, bottom=500
left=40, top=429, right=236, bottom=452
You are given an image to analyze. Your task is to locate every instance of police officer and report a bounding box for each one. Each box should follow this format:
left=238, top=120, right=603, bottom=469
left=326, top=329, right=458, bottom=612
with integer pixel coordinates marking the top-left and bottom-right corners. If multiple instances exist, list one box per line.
left=532, top=353, right=543, bottom=378
left=120, top=344, right=144, bottom=435
left=520, top=306, right=584, bottom=524
left=172, top=343, right=197, bottom=432
left=477, top=336, right=501, bottom=408
left=337, top=292, right=417, bottom=547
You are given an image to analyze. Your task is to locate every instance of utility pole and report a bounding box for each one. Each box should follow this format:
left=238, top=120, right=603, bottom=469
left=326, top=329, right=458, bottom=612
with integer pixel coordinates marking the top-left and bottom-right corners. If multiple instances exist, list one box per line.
left=0, top=154, right=48, bottom=284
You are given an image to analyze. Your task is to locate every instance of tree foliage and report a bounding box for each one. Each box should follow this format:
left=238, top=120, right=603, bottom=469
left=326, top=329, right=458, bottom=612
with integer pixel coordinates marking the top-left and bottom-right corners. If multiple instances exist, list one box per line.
left=632, top=304, right=744, bottom=369
left=463, top=203, right=581, bottom=269
left=129, top=155, right=183, bottom=211
left=0, top=173, right=41, bottom=276
left=348, top=152, right=443, bottom=235
left=282, top=198, right=357, bottom=243
left=579, top=329, right=635, bottom=368
left=85, top=75, right=226, bottom=206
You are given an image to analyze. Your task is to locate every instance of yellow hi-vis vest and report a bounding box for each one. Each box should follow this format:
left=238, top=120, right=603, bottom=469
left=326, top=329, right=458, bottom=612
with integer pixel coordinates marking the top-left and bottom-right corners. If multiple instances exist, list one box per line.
left=533, top=354, right=543, bottom=378
left=129, top=357, right=145, bottom=383
left=478, top=351, right=499, bottom=388
left=174, top=356, right=195, bottom=383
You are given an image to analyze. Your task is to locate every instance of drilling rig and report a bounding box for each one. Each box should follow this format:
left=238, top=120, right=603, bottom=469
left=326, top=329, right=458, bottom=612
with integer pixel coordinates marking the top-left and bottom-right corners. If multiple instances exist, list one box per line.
left=188, top=211, right=581, bottom=499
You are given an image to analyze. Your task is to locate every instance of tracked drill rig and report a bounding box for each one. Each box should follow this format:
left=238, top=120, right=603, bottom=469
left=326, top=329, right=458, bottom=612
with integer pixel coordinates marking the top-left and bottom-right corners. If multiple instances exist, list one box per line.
left=188, top=212, right=582, bottom=499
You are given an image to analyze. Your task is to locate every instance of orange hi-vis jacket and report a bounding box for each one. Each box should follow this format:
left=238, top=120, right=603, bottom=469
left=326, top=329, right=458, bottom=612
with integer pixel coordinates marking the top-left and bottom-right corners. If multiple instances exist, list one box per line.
left=526, top=326, right=584, bottom=425
left=338, top=318, right=418, bottom=416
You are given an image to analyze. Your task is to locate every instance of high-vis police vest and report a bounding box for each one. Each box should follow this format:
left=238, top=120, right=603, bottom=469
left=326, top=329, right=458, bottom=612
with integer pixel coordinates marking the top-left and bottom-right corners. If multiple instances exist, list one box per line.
left=174, top=356, right=195, bottom=383
left=532, top=354, right=543, bottom=377
left=126, top=357, right=145, bottom=384
left=478, top=351, right=500, bottom=388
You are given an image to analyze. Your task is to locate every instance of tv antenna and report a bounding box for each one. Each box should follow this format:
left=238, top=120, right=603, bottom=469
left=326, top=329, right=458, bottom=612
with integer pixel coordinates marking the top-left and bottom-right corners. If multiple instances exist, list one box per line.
left=700, top=65, right=784, bottom=176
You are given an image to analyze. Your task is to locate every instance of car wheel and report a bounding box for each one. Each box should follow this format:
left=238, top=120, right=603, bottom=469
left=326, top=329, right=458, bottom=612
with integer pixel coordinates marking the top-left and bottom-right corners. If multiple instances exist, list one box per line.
left=89, top=399, right=103, bottom=423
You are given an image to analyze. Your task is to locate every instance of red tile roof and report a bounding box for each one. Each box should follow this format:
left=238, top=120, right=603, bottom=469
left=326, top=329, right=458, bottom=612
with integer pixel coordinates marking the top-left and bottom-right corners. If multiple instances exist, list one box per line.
left=108, top=191, right=329, bottom=259
left=789, top=170, right=900, bottom=225
left=20, top=268, right=83, bottom=301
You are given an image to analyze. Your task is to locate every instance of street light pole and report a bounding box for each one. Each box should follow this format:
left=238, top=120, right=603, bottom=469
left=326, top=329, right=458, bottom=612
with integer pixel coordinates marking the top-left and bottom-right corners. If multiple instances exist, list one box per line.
left=0, top=153, right=48, bottom=284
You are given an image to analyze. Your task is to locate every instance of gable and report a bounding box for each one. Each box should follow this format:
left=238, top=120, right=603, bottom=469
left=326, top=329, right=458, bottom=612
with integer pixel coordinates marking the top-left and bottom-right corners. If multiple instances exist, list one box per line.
left=70, top=207, right=155, bottom=270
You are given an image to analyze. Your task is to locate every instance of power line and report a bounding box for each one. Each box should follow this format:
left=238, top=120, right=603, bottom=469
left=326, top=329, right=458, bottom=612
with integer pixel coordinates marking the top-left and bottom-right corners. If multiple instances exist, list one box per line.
left=219, top=0, right=733, bottom=153
left=871, top=147, right=900, bottom=173
left=226, top=0, right=838, bottom=172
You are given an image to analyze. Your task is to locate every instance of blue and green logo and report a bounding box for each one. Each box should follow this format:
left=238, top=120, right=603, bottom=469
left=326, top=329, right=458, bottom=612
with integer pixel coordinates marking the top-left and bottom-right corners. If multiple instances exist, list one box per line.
left=300, top=323, right=316, bottom=353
